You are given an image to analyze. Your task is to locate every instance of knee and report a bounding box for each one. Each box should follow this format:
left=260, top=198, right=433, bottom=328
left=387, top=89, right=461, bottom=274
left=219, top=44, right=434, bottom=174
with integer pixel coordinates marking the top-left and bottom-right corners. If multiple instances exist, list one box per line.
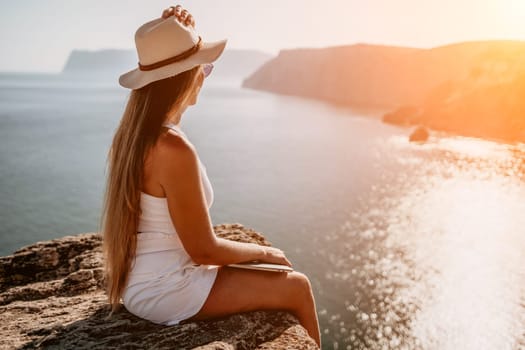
left=288, top=271, right=314, bottom=302
left=292, top=271, right=312, bottom=289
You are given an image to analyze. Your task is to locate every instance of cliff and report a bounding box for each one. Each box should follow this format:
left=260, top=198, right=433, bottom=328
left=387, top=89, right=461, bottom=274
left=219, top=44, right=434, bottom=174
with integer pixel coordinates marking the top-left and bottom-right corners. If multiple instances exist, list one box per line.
left=243, top=40, right=525, bottom=142
left=61, top=49, right=273, bottom=80
left=383, top=66, right=525, bottom=142
left=61, top=49, right=137, bottom=75
left=243, top=43, right=422, bottom=109
left=0, top=224, right=318, bottom=349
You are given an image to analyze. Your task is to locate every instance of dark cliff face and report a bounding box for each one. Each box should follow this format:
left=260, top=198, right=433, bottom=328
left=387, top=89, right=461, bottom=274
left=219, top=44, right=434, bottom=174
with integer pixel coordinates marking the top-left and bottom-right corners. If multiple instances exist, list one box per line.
left=243, top=40, right=525, bottom=142
left=0, top=224, right=318, bottom=349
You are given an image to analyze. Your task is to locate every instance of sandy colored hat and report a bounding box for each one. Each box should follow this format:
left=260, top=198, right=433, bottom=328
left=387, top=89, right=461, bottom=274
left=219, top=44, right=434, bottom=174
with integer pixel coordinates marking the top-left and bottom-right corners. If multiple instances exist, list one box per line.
left=119, top=16, right=227, bottom=89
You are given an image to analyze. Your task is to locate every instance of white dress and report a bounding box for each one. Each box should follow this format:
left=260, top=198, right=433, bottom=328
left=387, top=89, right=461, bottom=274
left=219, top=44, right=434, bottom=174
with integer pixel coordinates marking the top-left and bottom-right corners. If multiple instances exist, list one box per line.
left=122, top=122, right=218, bottom=325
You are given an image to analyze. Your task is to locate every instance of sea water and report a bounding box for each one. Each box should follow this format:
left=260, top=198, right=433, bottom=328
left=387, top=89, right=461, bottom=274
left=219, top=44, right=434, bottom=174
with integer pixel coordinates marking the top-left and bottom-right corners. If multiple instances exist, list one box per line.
left=1, top=72, right=524, bottom=349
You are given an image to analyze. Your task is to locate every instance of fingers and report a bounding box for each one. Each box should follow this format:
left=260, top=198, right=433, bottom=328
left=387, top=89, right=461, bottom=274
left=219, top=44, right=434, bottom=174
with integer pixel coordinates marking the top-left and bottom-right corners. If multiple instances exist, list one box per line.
left=162, top=5, right=179, bottom=19
left=279, top=249, right=292, bottom=267
left=283, top=255, right=292, bottom=267
left=180, top=9, right=188, bottom=22
left=161, top=5, right=196, bottom=27
left=174, top=5, right=182, bottom=17
left=179, top=9, right=194, bottom=27
left=185, top=14, right=194, bottom=27
left=266, top=247, right=293, bottom=267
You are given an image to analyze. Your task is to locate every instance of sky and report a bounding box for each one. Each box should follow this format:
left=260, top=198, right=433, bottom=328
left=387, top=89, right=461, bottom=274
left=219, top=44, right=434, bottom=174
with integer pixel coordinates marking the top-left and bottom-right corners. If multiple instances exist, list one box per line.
left=1, top=0, right=525, bottom=72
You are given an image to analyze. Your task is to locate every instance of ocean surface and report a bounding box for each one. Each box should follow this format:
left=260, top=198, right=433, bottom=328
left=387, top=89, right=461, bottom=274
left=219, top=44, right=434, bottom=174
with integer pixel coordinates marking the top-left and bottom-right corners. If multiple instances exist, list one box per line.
left=1, top=72, right=524, bottom=349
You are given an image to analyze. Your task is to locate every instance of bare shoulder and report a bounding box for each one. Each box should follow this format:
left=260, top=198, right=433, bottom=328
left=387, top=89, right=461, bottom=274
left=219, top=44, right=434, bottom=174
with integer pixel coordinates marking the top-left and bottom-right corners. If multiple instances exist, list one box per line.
left=157, top=129, right=195, bottom=155
left=155, top=129, right=199, bottom=181
left=154, top=129, right=208, bottom=229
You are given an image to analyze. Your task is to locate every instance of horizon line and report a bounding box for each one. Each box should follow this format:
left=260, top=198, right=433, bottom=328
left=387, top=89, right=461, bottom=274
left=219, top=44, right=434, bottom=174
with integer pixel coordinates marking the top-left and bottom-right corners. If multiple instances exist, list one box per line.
left=2, top=38, right=524, bottom=74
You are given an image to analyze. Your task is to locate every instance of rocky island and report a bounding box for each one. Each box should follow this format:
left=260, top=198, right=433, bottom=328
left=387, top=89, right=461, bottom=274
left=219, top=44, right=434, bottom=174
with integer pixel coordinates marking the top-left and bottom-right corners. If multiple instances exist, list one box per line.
left=0, top=224, right=318, bottom=349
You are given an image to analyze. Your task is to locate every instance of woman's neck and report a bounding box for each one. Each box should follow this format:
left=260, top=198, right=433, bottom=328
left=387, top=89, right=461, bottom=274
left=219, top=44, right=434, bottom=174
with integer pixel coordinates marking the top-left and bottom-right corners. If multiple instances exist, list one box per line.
left=166, top=114, right=182, bottom=127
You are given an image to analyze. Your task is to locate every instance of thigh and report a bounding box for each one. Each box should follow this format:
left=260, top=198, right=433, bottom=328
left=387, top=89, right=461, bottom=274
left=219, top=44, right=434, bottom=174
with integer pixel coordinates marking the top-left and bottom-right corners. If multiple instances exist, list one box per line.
left=187, top=266, right=309, bottom=321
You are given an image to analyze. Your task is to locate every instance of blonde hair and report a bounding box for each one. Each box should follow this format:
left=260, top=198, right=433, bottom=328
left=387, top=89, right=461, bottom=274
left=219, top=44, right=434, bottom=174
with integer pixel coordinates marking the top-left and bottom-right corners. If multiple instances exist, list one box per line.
left=100, top=66, right=202, bottom=313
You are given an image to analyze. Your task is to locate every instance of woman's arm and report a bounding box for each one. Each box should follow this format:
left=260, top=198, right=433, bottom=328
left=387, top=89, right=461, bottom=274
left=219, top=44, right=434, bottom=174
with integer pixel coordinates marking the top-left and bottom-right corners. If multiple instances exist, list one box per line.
left=157, top=131, right=291, bottom=267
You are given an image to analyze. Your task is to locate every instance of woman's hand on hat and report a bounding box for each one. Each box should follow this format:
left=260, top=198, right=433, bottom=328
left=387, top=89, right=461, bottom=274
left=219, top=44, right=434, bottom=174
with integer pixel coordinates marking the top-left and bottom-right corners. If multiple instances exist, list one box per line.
left=162, top=5, right=195, bottom=27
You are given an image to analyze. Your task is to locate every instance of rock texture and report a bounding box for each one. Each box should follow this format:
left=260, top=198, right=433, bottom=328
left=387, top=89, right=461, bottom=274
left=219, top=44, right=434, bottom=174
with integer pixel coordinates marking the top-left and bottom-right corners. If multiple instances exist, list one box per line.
left=0, top=224, right=318, bottom=349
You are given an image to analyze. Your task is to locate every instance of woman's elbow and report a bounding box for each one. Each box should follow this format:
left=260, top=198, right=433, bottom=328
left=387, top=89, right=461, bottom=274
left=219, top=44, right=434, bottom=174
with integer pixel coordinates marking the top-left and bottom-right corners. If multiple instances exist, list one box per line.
left=190, top=250, right=215, bottom=265
left=187, top=240, right=218, bottom=265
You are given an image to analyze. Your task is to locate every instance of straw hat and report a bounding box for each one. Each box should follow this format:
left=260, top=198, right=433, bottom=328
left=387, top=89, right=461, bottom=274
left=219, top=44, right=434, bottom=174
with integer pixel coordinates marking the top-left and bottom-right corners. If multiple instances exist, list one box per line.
left=119, top=16, right=227, bottom=89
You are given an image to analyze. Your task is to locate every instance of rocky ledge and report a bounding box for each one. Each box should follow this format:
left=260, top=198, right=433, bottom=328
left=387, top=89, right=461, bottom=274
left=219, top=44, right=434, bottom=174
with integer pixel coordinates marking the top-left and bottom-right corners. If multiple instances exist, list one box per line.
left=0, top=224, right=318, bottom=349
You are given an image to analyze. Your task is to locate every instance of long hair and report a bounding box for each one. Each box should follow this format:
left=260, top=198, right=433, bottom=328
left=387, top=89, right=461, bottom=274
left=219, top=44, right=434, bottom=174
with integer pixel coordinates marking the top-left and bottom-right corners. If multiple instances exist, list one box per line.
left=100, top=65, right=202, bottom=313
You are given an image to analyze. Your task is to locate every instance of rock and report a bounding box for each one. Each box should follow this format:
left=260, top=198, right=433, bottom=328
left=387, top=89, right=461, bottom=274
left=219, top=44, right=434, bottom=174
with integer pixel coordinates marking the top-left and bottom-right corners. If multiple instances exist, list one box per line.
left=0, top=224, right=318, bottom=349
left=382, top=105, right=422, bottom=126
left=409, top=126, right=430, bottom=142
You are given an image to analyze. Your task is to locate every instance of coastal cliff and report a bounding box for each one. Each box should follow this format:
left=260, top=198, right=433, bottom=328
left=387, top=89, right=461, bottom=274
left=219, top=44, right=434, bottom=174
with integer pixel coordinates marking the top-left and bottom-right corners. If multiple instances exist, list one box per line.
left=62, top=49, right=272, bottom=80
left=243, top=40, right=525, bottom=142
left=0, top=224, right=318, bottom=349
left=383, top=66, right=525, bottom=142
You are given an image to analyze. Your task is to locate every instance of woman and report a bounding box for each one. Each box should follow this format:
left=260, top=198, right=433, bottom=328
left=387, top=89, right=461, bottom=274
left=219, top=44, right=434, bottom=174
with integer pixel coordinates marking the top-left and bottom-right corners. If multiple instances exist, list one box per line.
left=101, top=5, right=321, bottom=346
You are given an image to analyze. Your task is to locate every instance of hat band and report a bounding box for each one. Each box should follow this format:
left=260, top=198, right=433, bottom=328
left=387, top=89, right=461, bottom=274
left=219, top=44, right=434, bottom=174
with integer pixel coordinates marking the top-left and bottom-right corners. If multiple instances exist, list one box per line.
left=138, top=36, right=202, bottom=71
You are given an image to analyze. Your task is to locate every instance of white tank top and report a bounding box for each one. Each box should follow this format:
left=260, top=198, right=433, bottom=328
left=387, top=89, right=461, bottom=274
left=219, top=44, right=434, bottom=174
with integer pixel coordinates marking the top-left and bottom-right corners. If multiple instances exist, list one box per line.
left=135, top=122, right=214, bottom=254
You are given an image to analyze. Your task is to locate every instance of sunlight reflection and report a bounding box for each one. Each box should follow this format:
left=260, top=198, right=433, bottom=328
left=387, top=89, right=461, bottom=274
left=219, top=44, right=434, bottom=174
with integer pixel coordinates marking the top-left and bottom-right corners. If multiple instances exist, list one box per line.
left=315, top=135, right=525, bottom=349
left=388, top=134, right=514, bottom=160
left=394, top=175, right=525, bottom=349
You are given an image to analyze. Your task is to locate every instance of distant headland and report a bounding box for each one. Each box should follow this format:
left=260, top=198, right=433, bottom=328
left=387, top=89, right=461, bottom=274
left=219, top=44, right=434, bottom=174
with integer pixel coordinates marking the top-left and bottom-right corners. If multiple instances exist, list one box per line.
left=243, top=40, right=525, bottom=143
left=61, top=48, right=273, bottom=80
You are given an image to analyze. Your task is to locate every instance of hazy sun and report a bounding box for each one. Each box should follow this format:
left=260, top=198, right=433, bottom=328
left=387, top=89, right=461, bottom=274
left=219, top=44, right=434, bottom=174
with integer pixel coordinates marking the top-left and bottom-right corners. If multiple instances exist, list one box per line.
left=498, top=0, right=525, bottom=33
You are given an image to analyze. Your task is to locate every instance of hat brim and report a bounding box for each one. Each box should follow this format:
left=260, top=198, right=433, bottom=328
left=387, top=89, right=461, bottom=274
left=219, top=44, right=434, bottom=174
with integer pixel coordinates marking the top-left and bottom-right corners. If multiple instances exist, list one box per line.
left=119, top=39, right=227, bottom=90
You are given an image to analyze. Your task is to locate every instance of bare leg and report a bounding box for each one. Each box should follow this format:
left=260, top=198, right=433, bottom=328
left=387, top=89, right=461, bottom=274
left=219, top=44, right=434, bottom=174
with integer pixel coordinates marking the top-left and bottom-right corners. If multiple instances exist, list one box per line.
left=187, top=266, right=321, bottom=347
